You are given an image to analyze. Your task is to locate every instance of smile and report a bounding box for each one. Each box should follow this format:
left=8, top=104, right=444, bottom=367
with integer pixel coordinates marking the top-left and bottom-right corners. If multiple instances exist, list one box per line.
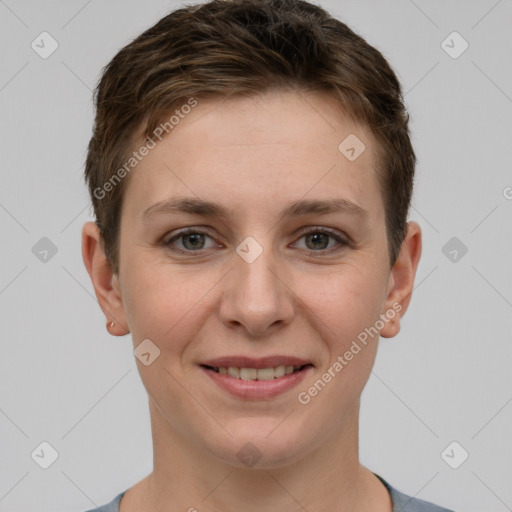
left=200, top=363, right=314, bottom=399
left=205, top=364, right=309, bottom=380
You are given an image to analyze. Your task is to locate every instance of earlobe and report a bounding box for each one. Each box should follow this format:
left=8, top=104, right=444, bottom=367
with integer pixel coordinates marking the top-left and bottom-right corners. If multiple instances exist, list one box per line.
left=380, top=221, right=422, bottom=339
left=81, top=221, right=129, bottom=336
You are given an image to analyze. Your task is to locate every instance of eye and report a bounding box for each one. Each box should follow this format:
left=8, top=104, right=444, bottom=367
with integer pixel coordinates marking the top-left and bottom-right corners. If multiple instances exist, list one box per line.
left=164, top=228, right=220, bottom=253
left=163, top=226, right=348, bottom=255
left=292, top=227, right=348, bottom=253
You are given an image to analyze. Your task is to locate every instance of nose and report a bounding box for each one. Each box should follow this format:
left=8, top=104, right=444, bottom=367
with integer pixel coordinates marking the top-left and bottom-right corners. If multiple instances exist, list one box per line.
left=219, top=241, right=295, bottom=337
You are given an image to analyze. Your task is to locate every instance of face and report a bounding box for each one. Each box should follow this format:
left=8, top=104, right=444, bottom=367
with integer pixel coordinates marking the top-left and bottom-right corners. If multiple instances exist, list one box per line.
left=85, top=90, right=420, bottom=469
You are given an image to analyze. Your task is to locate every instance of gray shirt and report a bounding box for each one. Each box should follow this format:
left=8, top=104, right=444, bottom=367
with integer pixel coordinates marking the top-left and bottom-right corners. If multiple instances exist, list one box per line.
left=84, top=474, right=454, bottom=511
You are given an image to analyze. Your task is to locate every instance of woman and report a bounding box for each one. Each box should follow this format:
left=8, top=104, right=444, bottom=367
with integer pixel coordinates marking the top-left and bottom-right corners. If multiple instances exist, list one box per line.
left=81, top=0, right=453, bottom=510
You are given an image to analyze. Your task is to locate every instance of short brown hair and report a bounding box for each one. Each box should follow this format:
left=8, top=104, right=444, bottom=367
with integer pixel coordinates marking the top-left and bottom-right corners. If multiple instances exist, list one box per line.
left=84, top=0, right=415, bottom=273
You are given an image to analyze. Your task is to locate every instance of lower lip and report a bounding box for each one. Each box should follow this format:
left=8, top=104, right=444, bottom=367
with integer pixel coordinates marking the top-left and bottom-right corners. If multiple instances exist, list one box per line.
left=200, top=365, right=313, bottom=399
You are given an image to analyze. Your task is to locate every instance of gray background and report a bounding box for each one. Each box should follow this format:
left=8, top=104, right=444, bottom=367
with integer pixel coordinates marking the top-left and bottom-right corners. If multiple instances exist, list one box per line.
left=0, top=0, right=511, bottom=511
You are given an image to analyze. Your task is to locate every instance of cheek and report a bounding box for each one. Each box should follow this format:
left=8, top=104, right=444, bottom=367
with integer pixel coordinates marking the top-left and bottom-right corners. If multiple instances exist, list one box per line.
left=297, top=265, right=386, bottom=346
left=121, top=255, right=217, bottom=352
left=293, top=265, right=386, bottom=407
left=294, top=270, right=384, bottom=413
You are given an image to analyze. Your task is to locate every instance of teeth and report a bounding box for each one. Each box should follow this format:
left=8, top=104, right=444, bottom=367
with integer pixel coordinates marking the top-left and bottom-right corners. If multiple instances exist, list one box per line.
left=256, top=367, right=275, bottom=381
left=227, top=367, right=240, bottom=378
left=213, top=364, right=305, bottom=380
left=274, top=365, right=286, bottom=378
left=240, top=368, right=257, bottom=380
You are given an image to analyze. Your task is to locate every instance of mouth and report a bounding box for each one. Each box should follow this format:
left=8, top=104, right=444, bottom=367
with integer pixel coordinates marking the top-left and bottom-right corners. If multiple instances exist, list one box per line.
left=200, top=364, right=313, bottom=380
left=198, top=359, right=314, bottom=399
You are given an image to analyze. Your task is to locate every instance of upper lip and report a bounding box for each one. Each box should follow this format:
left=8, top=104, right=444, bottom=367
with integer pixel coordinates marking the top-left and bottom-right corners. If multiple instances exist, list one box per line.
left=200, top=356, right=312, bottom=369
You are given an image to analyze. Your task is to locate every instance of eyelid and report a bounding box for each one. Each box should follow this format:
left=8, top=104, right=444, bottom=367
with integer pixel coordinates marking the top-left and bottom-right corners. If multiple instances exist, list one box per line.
left=163, top=226, right=221, bottom=249
left=293, top=225, right=348, bottom=242
left=291, top=226, right=350, bottom=253
left=163, top=226, right=215, bottom=242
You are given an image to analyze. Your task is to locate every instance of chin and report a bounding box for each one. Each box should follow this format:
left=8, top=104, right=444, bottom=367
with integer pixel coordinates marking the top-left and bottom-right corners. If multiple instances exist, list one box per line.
left=205, top=422, right=314, bottom=470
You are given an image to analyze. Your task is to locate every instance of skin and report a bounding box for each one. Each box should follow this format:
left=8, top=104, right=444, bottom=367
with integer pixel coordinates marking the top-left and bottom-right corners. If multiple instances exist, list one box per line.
left=82, top=89, right=421, bottom=512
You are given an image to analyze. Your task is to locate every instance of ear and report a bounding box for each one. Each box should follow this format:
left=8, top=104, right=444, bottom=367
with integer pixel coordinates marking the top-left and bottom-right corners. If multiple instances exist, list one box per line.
left=81, top=221, right=129, bottom=336
left=380, top=221, right=422, bottom=338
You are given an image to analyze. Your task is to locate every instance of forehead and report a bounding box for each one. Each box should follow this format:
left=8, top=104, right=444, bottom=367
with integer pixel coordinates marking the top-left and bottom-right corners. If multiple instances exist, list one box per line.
left=121, top=90, right=384, bottom=223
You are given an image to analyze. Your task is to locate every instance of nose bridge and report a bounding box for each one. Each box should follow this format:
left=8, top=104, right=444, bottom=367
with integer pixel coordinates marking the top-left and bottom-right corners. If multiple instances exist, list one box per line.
left=220, top=235, right=294, bottom=335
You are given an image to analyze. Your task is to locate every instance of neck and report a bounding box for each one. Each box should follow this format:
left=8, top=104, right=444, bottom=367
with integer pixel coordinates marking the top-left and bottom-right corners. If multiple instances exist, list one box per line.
left=125, top=398, right=391, bottom=512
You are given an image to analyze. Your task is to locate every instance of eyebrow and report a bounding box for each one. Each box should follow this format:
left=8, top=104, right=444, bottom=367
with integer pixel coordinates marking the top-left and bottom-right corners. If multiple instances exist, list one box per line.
left=142, top=196, right=368, bottom=223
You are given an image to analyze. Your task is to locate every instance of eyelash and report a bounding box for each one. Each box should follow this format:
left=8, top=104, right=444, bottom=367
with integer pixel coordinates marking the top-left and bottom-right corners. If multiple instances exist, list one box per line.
left=163, top=226, right=349, bottom=255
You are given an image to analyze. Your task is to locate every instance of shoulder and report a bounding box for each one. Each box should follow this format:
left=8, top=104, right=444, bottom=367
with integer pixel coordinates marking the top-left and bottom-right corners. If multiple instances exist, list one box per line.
left=375, top=474, right=455, bottom=512
left=80, top=480, right=455, bottom=512
left=83, top=491, right=126, bottom=512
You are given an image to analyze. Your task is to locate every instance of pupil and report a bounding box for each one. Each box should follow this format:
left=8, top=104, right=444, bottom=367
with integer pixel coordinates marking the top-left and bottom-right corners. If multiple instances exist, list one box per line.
left=306, top=233, right=328, bottom=250
left=184, top=233, right=204, bottom=250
